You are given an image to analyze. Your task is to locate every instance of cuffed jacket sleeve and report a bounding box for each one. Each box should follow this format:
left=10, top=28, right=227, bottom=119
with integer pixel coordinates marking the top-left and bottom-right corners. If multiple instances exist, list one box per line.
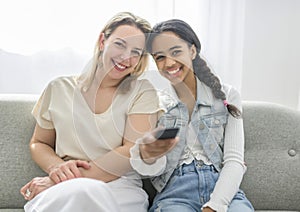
left=130, top=138, right=167, bottom=176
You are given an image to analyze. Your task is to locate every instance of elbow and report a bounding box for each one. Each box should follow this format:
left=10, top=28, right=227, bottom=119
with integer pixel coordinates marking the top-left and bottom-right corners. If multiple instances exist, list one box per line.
left=223, top=159, right=247, bottom=174
left=29, top=138, right=38, bottom=154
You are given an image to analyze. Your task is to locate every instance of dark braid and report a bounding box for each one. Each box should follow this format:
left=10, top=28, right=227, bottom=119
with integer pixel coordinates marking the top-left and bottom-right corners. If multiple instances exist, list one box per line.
left=193, top=55, right=241, bottom=118
left=193, top=55, right=225, bottom=99
left=148, top=19, right=241, bottom=118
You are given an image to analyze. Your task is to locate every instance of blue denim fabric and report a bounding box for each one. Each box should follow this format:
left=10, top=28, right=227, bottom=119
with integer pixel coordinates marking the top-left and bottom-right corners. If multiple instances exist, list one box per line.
left=149, top=161, right=254, bottom=212
left=151, top=80, right=229, bottom=192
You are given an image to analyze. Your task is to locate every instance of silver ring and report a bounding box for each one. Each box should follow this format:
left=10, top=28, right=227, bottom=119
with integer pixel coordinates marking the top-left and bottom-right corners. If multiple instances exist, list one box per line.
left=25, top=188, right=31, bottom=197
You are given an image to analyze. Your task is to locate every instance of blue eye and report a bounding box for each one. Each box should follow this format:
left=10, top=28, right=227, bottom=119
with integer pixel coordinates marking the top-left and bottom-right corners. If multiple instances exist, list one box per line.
left=132, top=50, right=142, bottom=57
left=115, top=41, right=125, bottom=48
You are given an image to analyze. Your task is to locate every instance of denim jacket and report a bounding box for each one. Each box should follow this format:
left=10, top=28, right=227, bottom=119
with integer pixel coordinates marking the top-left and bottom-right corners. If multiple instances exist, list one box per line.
left=151, top=78, right=230, bottom=192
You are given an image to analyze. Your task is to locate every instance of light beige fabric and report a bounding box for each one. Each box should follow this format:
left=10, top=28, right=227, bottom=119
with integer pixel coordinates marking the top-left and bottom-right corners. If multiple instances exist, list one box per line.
left=32, top=76, right=161, bottom=161
left=25, top=76, right=161, bottom=212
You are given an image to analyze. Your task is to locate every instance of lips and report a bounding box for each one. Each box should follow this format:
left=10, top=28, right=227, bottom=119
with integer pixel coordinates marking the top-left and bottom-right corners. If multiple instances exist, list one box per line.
left=168, top=67, right=180, bottom=75
left=165, top=66, right=182, bottom=76
left=113, top=60, right=128, bottom=72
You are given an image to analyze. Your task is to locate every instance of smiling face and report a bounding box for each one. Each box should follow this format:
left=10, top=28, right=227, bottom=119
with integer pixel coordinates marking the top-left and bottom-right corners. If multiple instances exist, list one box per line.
left=99, top=24, right=146, bottom=81
left=151, top=31, right=196, bottom=85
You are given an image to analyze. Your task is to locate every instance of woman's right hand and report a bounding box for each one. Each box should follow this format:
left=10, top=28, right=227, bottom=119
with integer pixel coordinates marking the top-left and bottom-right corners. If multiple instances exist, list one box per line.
left=49, top=160, right=91, bottom=183
left=139, top=128, right=178, bottom=164
left=20, top=176, right=55, bottom=201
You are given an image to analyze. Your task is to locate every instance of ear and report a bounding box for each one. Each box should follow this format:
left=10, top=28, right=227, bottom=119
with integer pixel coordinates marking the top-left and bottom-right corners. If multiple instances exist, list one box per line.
left=98, top=33, right=105, bottom=51
left=190, top=44, right=197, bottom=60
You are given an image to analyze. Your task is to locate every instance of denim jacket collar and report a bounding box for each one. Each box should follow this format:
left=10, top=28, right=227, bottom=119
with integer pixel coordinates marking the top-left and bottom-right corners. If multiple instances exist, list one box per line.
left=195, top=78, right=213, bottom=107
left=159, top=77, right=214, bottom=110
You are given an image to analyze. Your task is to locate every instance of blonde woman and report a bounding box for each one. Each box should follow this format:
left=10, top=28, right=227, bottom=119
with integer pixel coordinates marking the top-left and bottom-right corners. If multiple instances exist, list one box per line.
left=20, top=12, right=161, bottom=212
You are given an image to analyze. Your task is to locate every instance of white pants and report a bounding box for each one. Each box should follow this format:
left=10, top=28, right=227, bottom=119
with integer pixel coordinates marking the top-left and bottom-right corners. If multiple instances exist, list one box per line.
left=24, top=178, right=149, bottom=212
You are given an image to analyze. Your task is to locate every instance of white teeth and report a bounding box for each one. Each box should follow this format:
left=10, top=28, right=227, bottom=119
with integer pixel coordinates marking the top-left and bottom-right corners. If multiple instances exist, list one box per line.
left=115, top=62, right=126, bottom=70
left=168, top=68, right=180, bottom=75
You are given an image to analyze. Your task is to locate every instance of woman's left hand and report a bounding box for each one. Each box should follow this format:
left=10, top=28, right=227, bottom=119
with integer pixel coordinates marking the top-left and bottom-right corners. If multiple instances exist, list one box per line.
left=49, top=160, right=91, bottom=183
left=202, top=207, right=215, bottom=212
left=20, top=176, right=55, bottom=201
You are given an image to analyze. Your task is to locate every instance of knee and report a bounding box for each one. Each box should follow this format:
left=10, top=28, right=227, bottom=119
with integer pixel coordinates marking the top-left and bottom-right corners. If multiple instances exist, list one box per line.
left=25, top=178, right=118, bottom=211
left=150, top=200, right=196, bottom=212
left=228, top=199, right=254, bottom=212
left=63, top=178, right=109, bottom=196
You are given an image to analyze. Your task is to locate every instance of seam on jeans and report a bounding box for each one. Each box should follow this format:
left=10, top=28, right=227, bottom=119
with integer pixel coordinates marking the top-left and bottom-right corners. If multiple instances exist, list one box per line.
left=154, top=203, right=161, bottom=212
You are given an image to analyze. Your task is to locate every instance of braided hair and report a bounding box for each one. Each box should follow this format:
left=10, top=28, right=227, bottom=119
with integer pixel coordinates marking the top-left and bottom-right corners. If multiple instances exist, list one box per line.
left=147, top=19, right=241, bottom=118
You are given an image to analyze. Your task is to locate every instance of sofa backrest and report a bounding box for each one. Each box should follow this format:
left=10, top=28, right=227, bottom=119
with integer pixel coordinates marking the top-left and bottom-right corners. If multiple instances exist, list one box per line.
left=241, top=101, right=300, bottom=211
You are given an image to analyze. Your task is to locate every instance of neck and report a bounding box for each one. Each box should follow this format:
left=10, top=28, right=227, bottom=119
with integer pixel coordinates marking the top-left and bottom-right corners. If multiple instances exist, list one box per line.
left=173, top=72, right=196, bottom=118
left=94, top=67, right=122, bottom=89
left=174, top=72, right=196, bottom=100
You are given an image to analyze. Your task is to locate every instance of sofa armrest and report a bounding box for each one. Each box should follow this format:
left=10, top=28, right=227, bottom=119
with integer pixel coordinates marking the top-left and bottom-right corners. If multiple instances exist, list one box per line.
left=241, top=101, right=300, bottom=211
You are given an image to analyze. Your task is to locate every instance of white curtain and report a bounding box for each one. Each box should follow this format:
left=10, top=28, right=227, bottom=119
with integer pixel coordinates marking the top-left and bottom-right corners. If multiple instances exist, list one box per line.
left=189, top=0, right=246, bottom=92
left=146, top=0, right=246, bottom=92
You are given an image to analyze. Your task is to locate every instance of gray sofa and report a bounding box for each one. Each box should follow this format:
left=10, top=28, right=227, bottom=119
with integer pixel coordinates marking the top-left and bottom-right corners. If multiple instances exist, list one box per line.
left=0, top=94, right=299, bottom=212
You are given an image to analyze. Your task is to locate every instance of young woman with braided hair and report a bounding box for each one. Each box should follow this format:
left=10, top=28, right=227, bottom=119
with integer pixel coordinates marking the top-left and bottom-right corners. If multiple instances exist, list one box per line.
left=130, top=19, right=254, bottom=212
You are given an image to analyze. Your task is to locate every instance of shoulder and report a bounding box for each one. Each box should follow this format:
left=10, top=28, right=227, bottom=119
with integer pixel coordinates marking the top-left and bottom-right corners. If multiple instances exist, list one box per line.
left=40, top=76, right=77, bottom=98
left=222, top=84, right=242, bottom=110
left=45, top=76, right=78, bottom=91
left=135, top=79, right=155, bottom=90
left=48, top=75, right=77, bottom=87
left=222, top=84, right=241, bottom=98
left=157, top=89, right=178, bottom=110
left=130, top=79, right=157, bottom=95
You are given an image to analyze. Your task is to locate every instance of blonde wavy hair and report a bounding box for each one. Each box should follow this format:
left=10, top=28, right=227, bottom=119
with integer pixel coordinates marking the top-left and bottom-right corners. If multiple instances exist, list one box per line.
left=78, top=12, right=151, bottom=92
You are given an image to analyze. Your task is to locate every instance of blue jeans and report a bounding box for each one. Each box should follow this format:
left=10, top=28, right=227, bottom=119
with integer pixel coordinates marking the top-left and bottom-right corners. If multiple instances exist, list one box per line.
left=149, top=160, right=254, bottom=212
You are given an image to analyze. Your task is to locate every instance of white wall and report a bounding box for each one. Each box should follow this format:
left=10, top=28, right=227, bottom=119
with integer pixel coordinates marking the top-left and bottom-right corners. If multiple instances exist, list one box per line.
left=241, top=0, right=300, bottom=110
left=1, top=0, right=299, bottom=111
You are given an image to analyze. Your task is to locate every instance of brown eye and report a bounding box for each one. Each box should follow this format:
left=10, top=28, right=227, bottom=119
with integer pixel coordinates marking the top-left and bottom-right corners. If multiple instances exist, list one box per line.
left=154, top=55, right=165, bottom=61
left=171, top=50, right=181, bottom=56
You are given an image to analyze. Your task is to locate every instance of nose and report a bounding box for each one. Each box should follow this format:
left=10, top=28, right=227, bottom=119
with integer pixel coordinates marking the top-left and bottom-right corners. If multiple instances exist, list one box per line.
left=120, top=51, right=130, bottom=60
left=119, top=50, right=131, bottom=64
left=165, top=57, right=176, bottom=67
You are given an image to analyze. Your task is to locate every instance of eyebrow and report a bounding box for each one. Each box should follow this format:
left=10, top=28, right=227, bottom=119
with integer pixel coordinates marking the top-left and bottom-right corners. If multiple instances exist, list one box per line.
left=115, top=38, right=144, bottom=52
left=133, top=46, right=144, bottom=52
left=115, top=38, right=126, bottom=44
left=152, top=45, right=182, bottom=55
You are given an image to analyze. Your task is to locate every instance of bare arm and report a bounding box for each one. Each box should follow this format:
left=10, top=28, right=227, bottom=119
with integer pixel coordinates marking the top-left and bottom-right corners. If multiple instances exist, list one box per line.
left=80, top=113, right=158, bottom=182
left=31, top=113, right=157, bottom=182
left=30, top=124, right=90, bottom=183
left=21, top=113, right=157, bottom=200
left=30, top=124, right=65, bottom=174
